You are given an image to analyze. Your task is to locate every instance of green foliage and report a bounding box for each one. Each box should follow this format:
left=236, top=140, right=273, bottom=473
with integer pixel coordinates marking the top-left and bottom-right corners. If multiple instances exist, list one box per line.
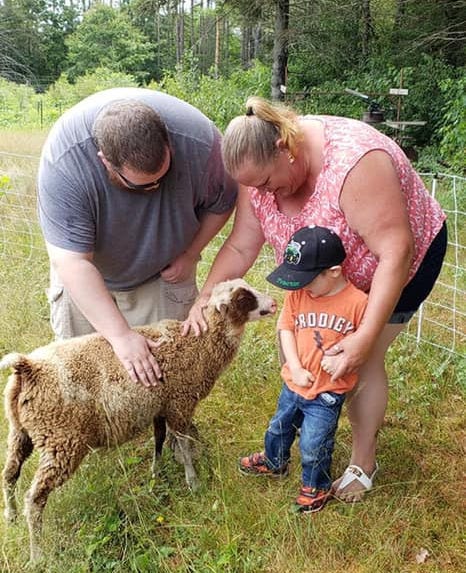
left=0, top=70, right=138, bottom=129
left=385, top=56, right=459, bottom=147
left=287, top=0, right=363, bottom=89
left=47, top=68, right=139, bottom=113
left=0, top=78, right=38, bottom=128
left=0, top=0, right=79, bottom=89
left=65, top=4, right=153, bottom=84
left=0, top=0, right=463, bottom=170
left=438, top=76, right=466, bottom=174
left=0, top=174, right=12, bottom=198
left=289, top=56, right=460, bottom=155
left=156, top=59, right=271, bottom=130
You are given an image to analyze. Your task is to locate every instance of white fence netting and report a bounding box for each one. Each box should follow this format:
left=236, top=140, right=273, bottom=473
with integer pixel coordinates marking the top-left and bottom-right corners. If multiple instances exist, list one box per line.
left=0, top=152, right=464, bottom=356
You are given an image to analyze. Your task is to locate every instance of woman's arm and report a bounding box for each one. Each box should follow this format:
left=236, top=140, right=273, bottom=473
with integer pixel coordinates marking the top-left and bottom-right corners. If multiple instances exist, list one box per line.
left=329, top=150, right=414, bottom=379
left=183, top=186, right=266, bottom=334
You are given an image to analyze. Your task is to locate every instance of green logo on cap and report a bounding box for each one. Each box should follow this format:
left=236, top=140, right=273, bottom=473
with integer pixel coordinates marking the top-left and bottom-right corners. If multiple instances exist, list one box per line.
left=284, top=240, right=302, bottom=265
left=276, top=278, right=300, bottom=287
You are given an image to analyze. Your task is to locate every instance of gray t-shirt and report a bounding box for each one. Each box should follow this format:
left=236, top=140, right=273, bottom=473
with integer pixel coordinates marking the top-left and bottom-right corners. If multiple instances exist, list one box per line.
left=38, top=88, right=237, bottom=290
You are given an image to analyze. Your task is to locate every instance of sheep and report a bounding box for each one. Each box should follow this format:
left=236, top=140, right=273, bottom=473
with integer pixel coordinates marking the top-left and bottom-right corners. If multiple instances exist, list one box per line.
left=1, top=278, right=276, bottom=562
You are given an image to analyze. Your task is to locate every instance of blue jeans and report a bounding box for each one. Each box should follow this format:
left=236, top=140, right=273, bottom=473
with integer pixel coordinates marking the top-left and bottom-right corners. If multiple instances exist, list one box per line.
left=264, top=384, right=345, bottom=490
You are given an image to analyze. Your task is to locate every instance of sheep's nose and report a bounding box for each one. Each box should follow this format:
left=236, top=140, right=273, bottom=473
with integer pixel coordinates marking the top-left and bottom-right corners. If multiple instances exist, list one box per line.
left=260, top=299, right=277, bottom=315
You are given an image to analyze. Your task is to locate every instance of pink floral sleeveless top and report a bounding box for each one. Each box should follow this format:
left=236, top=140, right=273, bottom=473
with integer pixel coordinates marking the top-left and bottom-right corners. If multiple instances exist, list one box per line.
left=250, top=116, right=446, bottom=292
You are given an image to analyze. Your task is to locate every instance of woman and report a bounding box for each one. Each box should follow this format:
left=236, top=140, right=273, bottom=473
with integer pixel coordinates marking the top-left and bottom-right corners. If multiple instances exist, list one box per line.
left=185, top=97, right=447, bottom=501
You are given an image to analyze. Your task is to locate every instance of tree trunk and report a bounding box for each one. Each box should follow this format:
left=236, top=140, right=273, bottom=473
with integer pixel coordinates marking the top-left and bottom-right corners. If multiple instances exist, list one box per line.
left=252, top=23, right=262, bottom=60
left=394, top=0, right=406, bottom=30
left=156, top=9, right=161, bottom=73
left=176, top=0, right=185, bottom=65
left=360, top=0, right=373, bottom=60
left=224, top=16, right=230, bottom=75
left=241, top=24, right=252, bottom=69
left=271, top=0, right=289, bottom=101
left=191, top=0, right=195, bottom=55
left=214, top=15, right=221, bottom=79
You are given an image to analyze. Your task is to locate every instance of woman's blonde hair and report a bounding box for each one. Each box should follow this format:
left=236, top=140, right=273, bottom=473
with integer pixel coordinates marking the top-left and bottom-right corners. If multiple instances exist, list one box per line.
left=222, top=96, right=303, bottom=174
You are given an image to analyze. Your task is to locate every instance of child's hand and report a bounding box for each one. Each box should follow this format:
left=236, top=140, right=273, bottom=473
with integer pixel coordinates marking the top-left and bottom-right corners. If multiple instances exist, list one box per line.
left=290, top=366, right=314, bottom=388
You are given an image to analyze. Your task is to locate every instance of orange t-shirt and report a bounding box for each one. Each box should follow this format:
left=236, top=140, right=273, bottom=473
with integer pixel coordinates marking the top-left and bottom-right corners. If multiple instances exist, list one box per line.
left=278, top=281, right=368, bottom=400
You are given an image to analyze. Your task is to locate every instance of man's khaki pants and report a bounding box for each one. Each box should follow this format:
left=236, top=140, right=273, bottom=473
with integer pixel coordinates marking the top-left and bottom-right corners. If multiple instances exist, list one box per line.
left=47, top=269, right=198, bottom=339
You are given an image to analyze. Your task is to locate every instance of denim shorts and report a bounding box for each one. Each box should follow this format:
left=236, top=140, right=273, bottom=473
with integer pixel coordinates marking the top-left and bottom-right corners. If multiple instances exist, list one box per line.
left=389, top=222, right=447, bottom=324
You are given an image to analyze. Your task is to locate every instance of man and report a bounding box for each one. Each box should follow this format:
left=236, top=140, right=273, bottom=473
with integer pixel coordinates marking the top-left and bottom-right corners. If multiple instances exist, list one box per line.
left=38, top=87, right=237, bottom=387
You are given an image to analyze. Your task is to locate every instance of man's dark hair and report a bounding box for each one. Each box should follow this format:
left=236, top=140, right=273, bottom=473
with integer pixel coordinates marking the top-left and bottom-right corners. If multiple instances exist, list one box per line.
left=93, top=100, right=170, bottom=172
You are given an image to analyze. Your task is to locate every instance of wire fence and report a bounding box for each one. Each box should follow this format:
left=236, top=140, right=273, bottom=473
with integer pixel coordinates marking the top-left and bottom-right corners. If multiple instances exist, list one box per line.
left=0, top=151, right=464, bottom=357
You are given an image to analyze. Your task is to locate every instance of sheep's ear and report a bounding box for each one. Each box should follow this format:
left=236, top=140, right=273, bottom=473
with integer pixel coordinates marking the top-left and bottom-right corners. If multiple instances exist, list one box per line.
left=226, top=287, right=259, bottom=326
left=217, top=303, right=229, bottom=317
left=233, top=288, right=258, bottom=314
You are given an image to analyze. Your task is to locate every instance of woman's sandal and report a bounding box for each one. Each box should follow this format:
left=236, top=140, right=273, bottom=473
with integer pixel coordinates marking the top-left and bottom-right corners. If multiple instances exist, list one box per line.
left=333, top=462, right=379, bottom=502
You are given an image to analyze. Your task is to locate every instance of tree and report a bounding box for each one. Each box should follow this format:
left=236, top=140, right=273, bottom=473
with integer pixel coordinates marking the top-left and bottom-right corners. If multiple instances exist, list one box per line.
left=389, top=0, right=465, bottom=67
left=65, top=3, right=154, bottom=83
left=271, top=0, right=289, bottom=100
left=0, top=0, right=79, bottom=88
left=220, top=0, right=269, bottom=69
left=360, top=0, right=373, bottom=60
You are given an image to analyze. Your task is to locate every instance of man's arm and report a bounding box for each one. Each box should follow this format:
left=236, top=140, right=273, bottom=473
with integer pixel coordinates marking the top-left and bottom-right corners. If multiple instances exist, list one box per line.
left=46, top=242, right=161, bottom=386
left=161, top=209, right=234, bottom=283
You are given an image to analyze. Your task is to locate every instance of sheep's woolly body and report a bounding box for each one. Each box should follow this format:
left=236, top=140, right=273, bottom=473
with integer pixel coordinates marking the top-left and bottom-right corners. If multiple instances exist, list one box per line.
left=4, top=312, right=242, bottom=450
left=1, top=279, right=276, bottom=563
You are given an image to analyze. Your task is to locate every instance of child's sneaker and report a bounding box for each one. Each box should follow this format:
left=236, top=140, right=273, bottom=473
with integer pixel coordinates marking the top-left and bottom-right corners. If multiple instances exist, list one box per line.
left=238, top=452, right=289, bottom=478
left=295, top=486, right=330, bottom=513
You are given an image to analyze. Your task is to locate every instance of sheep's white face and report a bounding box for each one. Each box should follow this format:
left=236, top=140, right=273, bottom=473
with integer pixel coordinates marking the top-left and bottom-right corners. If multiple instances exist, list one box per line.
left=210, top=279, right=277, bottom=322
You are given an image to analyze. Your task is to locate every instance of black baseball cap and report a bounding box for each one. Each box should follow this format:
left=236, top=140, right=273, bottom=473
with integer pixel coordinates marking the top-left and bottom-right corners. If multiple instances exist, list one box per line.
left=266, top=225, right=346, bottom=290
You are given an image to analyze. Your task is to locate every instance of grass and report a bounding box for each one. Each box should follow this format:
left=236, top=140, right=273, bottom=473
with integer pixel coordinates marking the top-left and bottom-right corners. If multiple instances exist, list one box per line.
left=0, top=130, right=465, bottom=572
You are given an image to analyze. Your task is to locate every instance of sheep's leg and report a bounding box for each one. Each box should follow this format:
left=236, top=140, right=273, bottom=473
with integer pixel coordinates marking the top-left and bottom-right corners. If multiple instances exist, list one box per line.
left=2, top=427, right=34, bottom=523
left=24, top=446, right=86, bottom=563
left=152, top=416, right=167, bottom=477
left=168, top=422, right=200, bottom=464
left=174, top=431, right=200, bottom=492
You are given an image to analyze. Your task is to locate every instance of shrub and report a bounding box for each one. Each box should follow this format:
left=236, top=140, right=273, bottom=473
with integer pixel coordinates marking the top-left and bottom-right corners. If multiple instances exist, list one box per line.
left=438, top=76, right=466, bottom=174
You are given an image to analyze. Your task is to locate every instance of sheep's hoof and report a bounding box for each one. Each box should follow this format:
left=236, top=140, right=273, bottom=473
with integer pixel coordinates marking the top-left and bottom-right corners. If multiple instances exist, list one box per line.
left=168, top=425, right=201, bottom=463
left=27, top=547, right=45, bottom=569
left=187, top=476, right=200, bottom=492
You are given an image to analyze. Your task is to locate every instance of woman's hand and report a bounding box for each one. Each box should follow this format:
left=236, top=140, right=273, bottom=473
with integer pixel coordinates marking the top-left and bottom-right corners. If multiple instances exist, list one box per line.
left=320, top=355, right=343, bottom=379
left=109, top=330, right=162, bottom=387
left=182, top=294, right=210, bottom=337
left=324, top=331, right=374, bottom=382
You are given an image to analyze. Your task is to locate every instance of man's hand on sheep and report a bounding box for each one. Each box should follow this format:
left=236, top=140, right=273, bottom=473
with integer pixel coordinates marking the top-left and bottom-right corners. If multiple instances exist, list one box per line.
left=108, top=330, right=162, bottom=386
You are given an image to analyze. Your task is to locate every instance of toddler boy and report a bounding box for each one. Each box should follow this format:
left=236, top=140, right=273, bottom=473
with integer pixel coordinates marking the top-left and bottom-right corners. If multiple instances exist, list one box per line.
left=239, top=225, right=368, bottom=512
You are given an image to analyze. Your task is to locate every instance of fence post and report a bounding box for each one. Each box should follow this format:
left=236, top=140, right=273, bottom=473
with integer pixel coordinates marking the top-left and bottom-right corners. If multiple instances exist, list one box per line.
left=415, top=174, right=439, bottom=345
left=37, top=99, right=43, bottom=129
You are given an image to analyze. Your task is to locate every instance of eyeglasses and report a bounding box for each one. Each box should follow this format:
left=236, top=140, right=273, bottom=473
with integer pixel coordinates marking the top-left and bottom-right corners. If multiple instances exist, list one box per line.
left=113, top=151, right=171, bottom=191
left=114, top=169, right=163, bottom=191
